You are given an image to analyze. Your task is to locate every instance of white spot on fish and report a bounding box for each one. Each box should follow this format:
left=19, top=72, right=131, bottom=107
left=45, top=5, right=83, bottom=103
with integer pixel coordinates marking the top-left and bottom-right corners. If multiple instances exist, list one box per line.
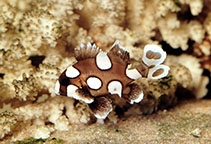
left=126, top=65, right=142, bottom=80
left=108, top=81, right=122, bottom=97
left=87, top=77, right=102, bottom=90
left=96, top=51, right=112, bottom=70
left=66, top=66, right=80, bottom=78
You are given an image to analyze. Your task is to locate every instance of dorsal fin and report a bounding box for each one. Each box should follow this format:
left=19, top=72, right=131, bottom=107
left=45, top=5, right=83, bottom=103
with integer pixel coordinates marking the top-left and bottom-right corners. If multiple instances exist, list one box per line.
left=107, top=41, right=130, bottom=64
left=74, top=42, right=101, bottom=61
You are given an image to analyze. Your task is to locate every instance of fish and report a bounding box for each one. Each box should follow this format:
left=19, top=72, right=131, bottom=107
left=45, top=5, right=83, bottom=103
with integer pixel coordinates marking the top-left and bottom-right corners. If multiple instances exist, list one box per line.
left=55, top=41, right=170, bottom=119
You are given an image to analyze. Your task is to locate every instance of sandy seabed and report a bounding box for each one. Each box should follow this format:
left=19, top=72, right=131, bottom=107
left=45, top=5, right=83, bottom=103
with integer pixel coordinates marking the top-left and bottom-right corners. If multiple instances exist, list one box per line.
left=2, top=99, right=209, bottom=144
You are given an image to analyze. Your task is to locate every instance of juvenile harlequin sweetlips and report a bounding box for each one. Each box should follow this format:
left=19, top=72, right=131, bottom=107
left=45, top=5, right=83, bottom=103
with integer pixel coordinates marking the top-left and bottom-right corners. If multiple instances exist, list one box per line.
left=55, top=41, right=170, bottom=119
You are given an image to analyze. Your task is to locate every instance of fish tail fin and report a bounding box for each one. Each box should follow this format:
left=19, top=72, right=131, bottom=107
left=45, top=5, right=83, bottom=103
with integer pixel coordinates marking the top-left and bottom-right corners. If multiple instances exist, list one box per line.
left=138, top=44, right=170, bottom=80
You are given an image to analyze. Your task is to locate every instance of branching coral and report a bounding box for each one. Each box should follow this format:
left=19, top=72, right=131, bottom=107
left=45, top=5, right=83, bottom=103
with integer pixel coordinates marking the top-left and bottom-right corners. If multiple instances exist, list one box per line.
left=0, top=111, right=19, bottom=139
left=178, top=0, right=203, bottom=16
left=204, top=13, right=211, bottom=37
left=158, top=14, right=205, bottom=50
left=74, top=101, right=96, bottom=124
left=93, top=0, right=125, bottom=26
left=0, top=44, right=33, bottom=102
left=13, top=73, right=38, bottom=101
left=169, top=64, right=192, bottom=89
left=0, top=44, right=33, bottom=83
left=11, top=96, right=94, bottom=139
left=0, top=0, right=33, bottom=50
left=193, top=13, right=211, bottom=73
left=19, top=9, right=62, bottom=55
left=193, top=35, right=211, bottom=73
left=13, top=97, right=70, bottom=135
left=46, top=0, right=81, bottom=27
left=35, top=64, right=60, bottom=96
left=0, top=82, right=16, bottom=102
left=165, top=54, right=209, bottom=98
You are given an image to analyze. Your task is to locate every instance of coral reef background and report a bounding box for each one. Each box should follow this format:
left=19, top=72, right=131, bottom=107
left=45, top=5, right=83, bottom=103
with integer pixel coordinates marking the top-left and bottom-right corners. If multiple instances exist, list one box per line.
left=0, top=0, right=210, bottom=143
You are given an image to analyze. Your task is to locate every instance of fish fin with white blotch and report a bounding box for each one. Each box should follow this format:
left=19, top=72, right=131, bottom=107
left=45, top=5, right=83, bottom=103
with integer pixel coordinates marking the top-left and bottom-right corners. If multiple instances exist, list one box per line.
left=142, top=44, right=167, bottom=67
left=107, top=40, right=130, bottom=64
left=141, top=44, right=170, bottom=79
left=74, top=42, right=101, bottom=61
left=89, top=96, right=113, bottom=119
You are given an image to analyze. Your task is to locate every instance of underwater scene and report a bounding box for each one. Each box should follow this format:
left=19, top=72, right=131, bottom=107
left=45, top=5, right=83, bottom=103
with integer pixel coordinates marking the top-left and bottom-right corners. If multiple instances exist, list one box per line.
left=0, top=0, right=210, bottom=143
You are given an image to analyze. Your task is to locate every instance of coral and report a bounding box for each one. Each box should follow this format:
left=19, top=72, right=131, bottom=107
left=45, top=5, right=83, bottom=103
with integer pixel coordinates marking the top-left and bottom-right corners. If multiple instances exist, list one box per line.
left=125, top=0, right=204, bottom=51
left=165, top=54, right=209, bottom=98
left=179, top=0, right=203, bottom=16
left=169, top=64, right=192, bottom=88
left=0, top=82, right=16, bottom=102
left=0, top=1, right=33, bottom=50
left=14, top=97, right=66, bottom=124
left=193, top=35, right=211, bottom=73
left=67, top=28, right=93, bottom=49
left=75, top=101, right=96, bottom=124
left=126, top=61, right=204, bottom=115
left=79, top=0, right=125, bottom=28
left=90, top=24, right=125, bottom=48
left=156, top=0, right=181, bottom=17
left=204, top=13, right=211, bottom=37
left=193, top=12, right=211, bottom=73
left=33, top=125, right=53, bottom=139
left=188, top=21, right=205, bottom=44
left=0, top=103, right=13, bottom=113
left=13, top=73, right=38, bottom=101
left=0, top=44, right=33, bottom=83
left=46, top=0, right=81, bottom=27
left=126, top=74, right=178, bottom=115
left=93, top=0, right=125, bottom=26
left=12, top=97, right=77, bottom=139
left=140, top=75, right=178, bottom=111
left=126, top=0, right=180, bottom=45
left=0, top=44, right=33, bottom=102
left=0, top=111, right=19, bottom=139
left=19, top=9, right=62, bottom=55
left=194, top=35, right=211, bottom=57
left=35, top=63, right=60, bottom=96
left=158, top=15, right=205, bottom=50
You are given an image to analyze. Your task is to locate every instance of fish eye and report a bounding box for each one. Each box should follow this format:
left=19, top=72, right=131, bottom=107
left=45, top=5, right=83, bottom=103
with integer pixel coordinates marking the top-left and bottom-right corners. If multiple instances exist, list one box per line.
left=60, top=77, right=69, bottom=86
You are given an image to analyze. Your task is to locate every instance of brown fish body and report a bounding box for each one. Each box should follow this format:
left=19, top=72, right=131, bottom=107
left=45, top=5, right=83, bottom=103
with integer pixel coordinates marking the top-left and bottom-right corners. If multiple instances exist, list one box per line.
left=72, top=57, right=133, bottom=96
